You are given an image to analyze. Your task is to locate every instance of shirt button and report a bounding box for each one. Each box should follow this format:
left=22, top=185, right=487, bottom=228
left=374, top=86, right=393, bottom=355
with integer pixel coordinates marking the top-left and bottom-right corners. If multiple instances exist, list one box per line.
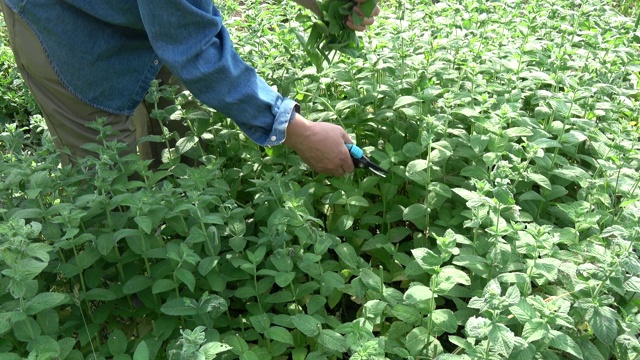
left=270, top=136, right=277, bottom=141
left=153, top=60, right=159, bottom=65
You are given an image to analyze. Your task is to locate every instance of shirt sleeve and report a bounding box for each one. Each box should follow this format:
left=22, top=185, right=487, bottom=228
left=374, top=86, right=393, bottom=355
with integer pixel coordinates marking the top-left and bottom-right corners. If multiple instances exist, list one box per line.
left=136, top=0, right=296, bottom=146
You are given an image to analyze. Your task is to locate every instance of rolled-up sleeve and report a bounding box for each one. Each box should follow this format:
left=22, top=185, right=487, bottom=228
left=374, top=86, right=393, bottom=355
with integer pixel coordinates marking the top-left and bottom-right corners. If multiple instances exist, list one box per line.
left=137, top=0, right=295, bottom=146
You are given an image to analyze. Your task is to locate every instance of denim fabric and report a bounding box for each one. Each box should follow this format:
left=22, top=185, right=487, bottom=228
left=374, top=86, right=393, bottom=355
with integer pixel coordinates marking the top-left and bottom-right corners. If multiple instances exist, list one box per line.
left=2, top=0, right=296, bottom=146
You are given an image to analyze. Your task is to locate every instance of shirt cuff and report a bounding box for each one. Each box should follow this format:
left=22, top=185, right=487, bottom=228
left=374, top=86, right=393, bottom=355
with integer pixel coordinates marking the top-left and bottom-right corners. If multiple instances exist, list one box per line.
left=262, top=98, right=300, bottom=147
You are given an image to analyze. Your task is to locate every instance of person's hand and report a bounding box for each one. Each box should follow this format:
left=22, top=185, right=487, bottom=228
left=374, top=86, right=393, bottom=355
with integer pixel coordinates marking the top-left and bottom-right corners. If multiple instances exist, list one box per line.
left=283, top=113, right=355, bottom=176
left=346, top=0, right=381, bottom=31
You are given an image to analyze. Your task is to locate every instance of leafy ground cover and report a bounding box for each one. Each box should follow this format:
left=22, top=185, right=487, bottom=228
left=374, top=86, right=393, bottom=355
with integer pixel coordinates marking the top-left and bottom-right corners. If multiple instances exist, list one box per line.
left=2, top=0, right=640, bottom=358
left=0, top=14, right=38, bottom=129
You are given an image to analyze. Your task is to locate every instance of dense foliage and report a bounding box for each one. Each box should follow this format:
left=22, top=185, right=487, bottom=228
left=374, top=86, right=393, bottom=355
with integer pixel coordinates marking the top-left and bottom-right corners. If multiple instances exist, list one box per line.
left=1, top=0, right=640, bottom=359
left=0, top=15, right=38, bottom=128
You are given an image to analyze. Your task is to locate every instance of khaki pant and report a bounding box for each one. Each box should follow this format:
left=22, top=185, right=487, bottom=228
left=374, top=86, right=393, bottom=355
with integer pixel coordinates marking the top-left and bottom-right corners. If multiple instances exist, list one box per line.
left=2, top=3, right=188, bottom=167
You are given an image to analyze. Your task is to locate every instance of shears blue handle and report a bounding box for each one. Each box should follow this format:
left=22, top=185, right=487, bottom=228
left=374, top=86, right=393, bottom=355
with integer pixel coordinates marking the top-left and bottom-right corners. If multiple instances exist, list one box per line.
left=346, top=143, right=364, bottom=159
left=345, top=143, right=388, bottom=177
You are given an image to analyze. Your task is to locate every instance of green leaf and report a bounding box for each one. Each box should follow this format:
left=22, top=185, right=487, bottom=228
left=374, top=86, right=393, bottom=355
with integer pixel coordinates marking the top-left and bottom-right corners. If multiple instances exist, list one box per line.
left=359, top=0, right=377, bottom=17
left=24, top=292, right=69, bottom=315
left=199, top=294, right=227, bottom=317
left=275, top=272, right=296, bottom=287
left=403, top=142, right=425, bottom=157
left=240, top=350, right=260, bottom=360
left=624, top=276, right=640, bottom=292
left=405, top=326, right=429, bottom=356
left=522, top=319, right=550, bottom=342
left=74, top=247, right=101, bottom=269
left=37, top=309, right=59, bottom=336
left=152, top=279, right=177, bottom=294
left=465, top=316, right=491, bottom=338
left=509, top=299, right=537, bottom=323
left=176, top=135, right=198, bottom=154
left=549, top=99, right=571, bottom=117
left=249, top=314, right=271, bottom=333
left=470, top=135, right=489, bottom=154
left=519, top=71, right=555, bottom=84
left=306, top=295, right=327, bottom=315
left=460, top=166, right=489, bottom=180
left=504, top=127, right=534, bottom=138
left=0, top=312, right=20, bottom=335
left=548, top=330, right=583, bottom=359
left=359, top=268, right=382, bottom=293
left=248, top=245, right=267, bottom=265
left=265, top=326, right=295, bottom=345
left=108, top=329, right=127, bottom=356
left=10, top=208, right=44, bottom=220
left=393, top=95, right=421, bottom=109
left=493, top=187, right=514, bottom=205
left=429, top=309, right=458, bottom=334
left=85, top=288, right=117, bottom=301
left=200, top=342, right=232, bottom=360
left=317, top=329, right=348, bottom=352
left=26, top=335, right=60, bottom=358
left=0, top=354, right=22, bottom=360
left=577, top=339, right=605, bottom=360
left=160, top=297, right=199, bottom=316
left=589, top=306, right=619, bottom=345
left=551, top=165, right=590, bottom=186
left=334, top=243, right=359, bottom=270
left=391, top=304, right=422, bottom=326
left=134, top=215, right=153, bottom=234
left=411, top=247, right=442, bottom=270
left=123, top=275, right=153, bottom=295
left=363, top=300, right=387, bottom=324
left=264, top=290, right=294, bottom=303
left=321, top=271, right=345, bottom=289
left=13, top=317, right=41, bottom=342
left=429, top=182, right=452, bottom=198
left=525, top=172, right=552, bottom=190
left=403, top=204, right=428, bottom=222
left=291, top=314, right=321, bottom=337
left=453, top=107, right=480, bottom=119
left=488, top=323, right=516, bottom=357
left=175, top=268, right=196, bottom=292
left=406, top=159, right=429, bottom=173
left=404, top=285, right=435, bottom=313
left=346, top=196, right=369, bottom=207
left=114, top=228, right=139, bottom=243
left=533, top=138, right=561, bottom=149
left=433, top=266, right=471, bottom=294
left=224, top=334, right=249, bottom=355
left=96, top=233, right=115, bottom=255
left=229, top=236, right=246, bottom=252
left=335, top=214, right=354, bottom=232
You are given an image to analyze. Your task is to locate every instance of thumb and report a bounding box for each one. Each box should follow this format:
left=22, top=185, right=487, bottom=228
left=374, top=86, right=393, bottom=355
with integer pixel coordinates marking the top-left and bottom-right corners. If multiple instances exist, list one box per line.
left=342, top=131, right=353, bottom=144
left=340, top=133, right=355, bottom=172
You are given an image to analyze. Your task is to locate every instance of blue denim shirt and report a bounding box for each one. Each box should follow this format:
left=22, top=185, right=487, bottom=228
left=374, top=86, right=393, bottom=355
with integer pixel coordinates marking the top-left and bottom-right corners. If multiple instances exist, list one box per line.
left=3, top=0, right=297, bottom=146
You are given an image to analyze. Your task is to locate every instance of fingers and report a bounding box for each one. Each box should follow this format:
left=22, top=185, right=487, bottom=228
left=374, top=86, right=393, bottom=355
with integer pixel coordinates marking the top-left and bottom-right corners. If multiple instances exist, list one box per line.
left=283, top=116, right=356, bottom=177
left=311, top=126, right=354, bottom=176
left=345, top=4, right=380, bottom=31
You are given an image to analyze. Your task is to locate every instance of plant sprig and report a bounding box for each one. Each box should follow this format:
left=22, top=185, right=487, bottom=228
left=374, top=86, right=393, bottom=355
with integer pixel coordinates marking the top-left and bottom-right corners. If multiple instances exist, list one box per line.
left=300, top=0, right=377, bottom=71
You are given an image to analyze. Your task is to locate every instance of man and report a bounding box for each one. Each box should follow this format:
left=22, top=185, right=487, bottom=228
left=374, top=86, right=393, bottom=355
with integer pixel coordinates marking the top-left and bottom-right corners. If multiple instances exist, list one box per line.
left=1, top=0, right=380, bottom=176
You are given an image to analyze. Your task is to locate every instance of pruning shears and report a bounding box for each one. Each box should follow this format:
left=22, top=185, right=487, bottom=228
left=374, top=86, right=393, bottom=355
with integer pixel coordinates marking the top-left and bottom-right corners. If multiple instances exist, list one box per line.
left=345, top=143, right=389, bottom=177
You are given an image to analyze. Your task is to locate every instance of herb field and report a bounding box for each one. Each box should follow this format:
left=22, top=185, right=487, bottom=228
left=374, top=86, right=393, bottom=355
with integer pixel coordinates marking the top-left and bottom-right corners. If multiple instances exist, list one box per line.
left=2, top=0, right=640, bottom=358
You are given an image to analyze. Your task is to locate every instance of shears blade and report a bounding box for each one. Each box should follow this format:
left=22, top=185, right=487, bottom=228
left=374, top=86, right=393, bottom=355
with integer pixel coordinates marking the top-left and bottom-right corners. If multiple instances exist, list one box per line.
left=346, top=143, right=389, bottom=177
